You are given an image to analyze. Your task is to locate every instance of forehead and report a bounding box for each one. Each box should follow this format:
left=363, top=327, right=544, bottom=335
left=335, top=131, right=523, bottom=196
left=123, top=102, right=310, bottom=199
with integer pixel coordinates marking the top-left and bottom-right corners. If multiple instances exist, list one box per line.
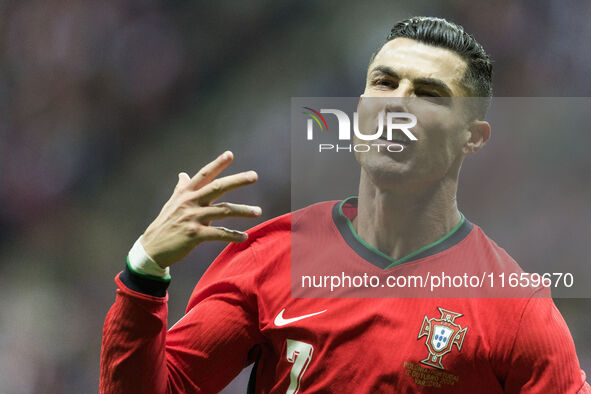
left=369, top=37, right=468, bottom=95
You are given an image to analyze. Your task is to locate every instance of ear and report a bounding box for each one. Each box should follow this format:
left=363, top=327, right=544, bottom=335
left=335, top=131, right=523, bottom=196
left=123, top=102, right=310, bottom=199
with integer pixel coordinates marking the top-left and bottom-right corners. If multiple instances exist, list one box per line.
left=463, top=120, right=490, bottom=154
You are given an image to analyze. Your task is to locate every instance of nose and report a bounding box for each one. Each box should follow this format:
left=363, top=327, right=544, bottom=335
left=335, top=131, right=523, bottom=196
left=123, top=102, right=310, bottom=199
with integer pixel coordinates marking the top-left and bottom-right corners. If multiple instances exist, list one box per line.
left=387, top=98, right=409, bottom=117
left=385, top=96, right=409, bottom=114
left=391, top=80, right=413, bottom=98
left=360, top=79, right=411, bottom=112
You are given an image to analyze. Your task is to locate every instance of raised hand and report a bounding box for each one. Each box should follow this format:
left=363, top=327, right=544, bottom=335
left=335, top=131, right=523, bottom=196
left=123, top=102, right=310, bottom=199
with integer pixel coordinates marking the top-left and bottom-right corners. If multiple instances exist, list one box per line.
left=140, top=151, right=261, bottom=268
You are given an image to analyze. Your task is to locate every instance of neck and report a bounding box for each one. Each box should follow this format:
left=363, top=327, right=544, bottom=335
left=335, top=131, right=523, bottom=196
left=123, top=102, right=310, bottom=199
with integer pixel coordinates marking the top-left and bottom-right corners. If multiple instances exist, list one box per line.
left=352, top=170, right=462, bottom=262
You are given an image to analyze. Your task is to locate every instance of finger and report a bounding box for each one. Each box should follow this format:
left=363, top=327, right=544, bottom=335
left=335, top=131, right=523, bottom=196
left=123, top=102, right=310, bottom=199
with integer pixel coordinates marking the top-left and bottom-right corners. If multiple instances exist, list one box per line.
left=200, top=203, right=262, bottom=222
left=192, top=170, right=258, bottom=205
left=175, top=172, right=191, bottom=190
left=199, top=226, right=249, bottom=243
left=187, top=151, right=234, bottom=191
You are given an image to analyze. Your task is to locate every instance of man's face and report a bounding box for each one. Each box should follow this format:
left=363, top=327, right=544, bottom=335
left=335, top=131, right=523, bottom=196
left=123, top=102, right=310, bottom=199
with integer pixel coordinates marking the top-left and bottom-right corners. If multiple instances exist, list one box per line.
left=355, top=37, right=479, bottom=192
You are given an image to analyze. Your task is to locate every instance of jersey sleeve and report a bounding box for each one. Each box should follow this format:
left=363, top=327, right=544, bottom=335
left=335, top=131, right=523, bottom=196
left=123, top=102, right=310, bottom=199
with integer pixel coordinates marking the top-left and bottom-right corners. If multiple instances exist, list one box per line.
left=503, top=295, right=590, bottom=393
left=100, top=242, right=265, bottom=394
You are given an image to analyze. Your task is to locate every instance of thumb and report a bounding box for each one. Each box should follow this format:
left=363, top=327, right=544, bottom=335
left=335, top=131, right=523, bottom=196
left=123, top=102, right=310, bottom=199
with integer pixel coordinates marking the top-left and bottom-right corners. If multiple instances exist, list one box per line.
left=176, top=172, right=191, bottom=189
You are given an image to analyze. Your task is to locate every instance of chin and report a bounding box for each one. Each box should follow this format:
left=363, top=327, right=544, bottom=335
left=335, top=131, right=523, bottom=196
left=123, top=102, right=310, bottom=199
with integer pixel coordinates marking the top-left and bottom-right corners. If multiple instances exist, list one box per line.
left=360, top=158, right=414, bottom=189
left=358, top=153, right=448, bottom=194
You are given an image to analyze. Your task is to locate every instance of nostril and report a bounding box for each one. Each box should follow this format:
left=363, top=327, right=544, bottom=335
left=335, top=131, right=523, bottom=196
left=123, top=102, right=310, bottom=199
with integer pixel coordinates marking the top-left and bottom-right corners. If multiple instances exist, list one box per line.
left=384, top=97, right=410, bottom=113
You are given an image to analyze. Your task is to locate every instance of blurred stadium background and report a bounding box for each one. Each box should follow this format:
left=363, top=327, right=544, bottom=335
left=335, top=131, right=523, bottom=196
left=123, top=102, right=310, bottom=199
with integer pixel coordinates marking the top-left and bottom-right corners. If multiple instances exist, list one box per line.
left=0, top=0, right=589, bottom=392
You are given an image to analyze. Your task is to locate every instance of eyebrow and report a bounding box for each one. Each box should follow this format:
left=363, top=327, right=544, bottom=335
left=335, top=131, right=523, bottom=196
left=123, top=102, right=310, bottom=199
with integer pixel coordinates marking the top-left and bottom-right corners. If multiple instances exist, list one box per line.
left=369, top=65, right=454, bottom=97
left=370, top=65, right=399, bottom=79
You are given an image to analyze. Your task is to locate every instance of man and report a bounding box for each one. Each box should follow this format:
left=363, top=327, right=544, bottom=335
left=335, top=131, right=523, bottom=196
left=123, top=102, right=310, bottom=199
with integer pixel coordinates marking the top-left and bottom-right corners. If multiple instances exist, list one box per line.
left=101, top=17, right=590, bottom=393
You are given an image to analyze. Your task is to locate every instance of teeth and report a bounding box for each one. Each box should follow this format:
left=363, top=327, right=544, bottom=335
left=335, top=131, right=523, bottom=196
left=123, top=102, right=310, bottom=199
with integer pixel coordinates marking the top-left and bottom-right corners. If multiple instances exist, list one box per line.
left=380, top=134, right=409, bottom=143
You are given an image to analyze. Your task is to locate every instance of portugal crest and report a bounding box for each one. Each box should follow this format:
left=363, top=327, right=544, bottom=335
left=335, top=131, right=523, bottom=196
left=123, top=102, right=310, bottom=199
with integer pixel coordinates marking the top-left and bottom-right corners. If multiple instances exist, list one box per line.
left=417, top=307, right=468, bottom=370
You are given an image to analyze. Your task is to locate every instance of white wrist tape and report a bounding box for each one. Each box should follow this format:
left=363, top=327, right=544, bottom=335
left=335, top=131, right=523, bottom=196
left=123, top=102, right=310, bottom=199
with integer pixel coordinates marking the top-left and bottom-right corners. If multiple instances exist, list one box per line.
left=128, top=236, right=170, bottom=279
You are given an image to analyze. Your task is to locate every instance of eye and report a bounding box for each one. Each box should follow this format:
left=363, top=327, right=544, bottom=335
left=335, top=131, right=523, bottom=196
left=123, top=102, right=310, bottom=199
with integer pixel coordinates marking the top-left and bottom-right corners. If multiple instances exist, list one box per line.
left=416, top=89, right=440, bottom=97
left=372, top=78, right=397, bottom=89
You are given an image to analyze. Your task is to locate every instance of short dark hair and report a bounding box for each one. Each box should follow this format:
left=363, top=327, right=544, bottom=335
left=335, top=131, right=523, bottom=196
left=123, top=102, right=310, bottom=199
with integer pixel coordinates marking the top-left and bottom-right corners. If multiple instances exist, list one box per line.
left=374, top=16, right=493, bottom=118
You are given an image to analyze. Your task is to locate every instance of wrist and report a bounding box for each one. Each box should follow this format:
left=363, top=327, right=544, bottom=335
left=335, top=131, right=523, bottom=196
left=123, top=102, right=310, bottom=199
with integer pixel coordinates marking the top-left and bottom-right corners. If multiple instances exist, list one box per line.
left=128, top=236, right=171, bottom=280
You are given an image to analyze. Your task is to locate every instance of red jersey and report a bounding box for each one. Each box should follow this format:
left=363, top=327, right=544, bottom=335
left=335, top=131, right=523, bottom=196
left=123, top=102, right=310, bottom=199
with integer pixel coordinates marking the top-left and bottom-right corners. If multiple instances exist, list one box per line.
left=101, top=199, right=590, bottom=393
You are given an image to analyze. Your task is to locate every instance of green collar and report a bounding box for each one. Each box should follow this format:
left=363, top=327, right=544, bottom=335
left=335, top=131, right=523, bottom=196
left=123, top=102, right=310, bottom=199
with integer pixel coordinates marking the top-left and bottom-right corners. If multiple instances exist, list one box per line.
left=332, top=196, right=473, bottom=269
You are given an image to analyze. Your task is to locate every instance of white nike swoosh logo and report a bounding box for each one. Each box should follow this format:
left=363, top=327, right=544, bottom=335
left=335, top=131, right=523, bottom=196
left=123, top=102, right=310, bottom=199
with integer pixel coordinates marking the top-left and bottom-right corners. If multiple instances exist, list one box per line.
left=274, top=308, right=327, bottom=327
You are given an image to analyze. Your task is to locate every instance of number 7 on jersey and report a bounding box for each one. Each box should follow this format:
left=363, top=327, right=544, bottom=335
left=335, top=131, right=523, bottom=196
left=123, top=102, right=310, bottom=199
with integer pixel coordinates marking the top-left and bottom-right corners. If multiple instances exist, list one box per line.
left=285, top=339, right=314, bottom=394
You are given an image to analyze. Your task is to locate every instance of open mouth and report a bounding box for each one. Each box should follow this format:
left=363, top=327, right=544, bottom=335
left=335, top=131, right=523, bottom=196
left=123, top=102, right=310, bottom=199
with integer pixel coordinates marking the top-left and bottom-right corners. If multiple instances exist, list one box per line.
left=378, top=134, right=411, bottom=146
